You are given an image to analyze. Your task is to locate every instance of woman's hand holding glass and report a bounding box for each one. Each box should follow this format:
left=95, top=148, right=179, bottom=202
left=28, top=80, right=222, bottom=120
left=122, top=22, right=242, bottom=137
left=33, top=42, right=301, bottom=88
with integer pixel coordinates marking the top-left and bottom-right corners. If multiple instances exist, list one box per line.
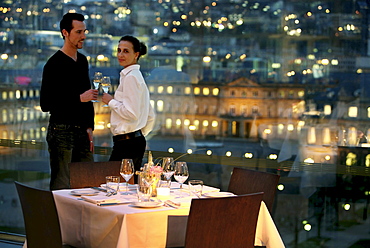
left=101, top=76, right=111, bottom=107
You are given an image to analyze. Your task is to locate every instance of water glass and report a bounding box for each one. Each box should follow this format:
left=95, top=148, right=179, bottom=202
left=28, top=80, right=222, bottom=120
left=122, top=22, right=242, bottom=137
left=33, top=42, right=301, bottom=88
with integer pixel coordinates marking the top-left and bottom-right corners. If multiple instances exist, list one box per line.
left=106, top=176, right=120, bottom=195
left=136, top=184, right=152, bottom=202
left=188, top=180, right=203, bottom=198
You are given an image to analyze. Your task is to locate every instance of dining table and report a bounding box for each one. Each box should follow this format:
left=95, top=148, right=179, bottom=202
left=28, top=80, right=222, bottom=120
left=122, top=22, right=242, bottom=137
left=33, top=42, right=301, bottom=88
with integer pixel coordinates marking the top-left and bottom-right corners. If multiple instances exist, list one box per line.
left=51, top=182, right=285, bottom=248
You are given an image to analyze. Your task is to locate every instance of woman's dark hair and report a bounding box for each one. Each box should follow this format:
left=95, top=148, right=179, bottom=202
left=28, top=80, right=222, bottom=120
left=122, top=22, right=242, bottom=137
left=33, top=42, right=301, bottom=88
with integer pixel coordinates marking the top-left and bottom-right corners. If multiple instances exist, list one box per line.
left=119, top=35, right=147, bottom=61
left=60, top=13, right=85, bottom=39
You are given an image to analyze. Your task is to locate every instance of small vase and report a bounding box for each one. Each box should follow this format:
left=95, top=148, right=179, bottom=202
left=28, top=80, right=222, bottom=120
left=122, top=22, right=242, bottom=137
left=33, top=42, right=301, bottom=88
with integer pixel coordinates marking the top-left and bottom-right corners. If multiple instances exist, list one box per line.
left=150, top=174, right=161, bottom=197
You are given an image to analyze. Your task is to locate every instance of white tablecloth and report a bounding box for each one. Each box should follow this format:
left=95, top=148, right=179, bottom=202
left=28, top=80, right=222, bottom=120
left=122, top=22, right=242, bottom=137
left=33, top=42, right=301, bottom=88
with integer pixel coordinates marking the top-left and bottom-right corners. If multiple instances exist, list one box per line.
left=51, top=184, right=285, bottom=248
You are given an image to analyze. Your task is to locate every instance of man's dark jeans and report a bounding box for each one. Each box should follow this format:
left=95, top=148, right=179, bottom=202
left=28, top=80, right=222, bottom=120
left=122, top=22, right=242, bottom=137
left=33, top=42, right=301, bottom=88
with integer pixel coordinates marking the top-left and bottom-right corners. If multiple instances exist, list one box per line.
left=47, top=123, right=93, bottom=190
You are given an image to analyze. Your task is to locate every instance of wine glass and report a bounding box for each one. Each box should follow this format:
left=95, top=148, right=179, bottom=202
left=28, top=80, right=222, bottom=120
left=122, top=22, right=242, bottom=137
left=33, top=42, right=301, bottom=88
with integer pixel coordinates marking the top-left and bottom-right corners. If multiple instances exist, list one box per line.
left=174, top=162, right=189, bottom=196
left=120, top=159, right=134, bottom=194
left=91, top=72, right=102, bottom=102
left=162, top=157, right=175, bottom=181
left=101, top=76, right=111, bottom=107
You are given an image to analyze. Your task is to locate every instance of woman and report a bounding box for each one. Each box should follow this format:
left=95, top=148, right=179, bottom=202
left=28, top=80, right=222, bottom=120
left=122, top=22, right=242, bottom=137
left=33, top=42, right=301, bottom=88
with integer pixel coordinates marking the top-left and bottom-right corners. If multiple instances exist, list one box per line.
left=102, top=35, right=155, bottom=178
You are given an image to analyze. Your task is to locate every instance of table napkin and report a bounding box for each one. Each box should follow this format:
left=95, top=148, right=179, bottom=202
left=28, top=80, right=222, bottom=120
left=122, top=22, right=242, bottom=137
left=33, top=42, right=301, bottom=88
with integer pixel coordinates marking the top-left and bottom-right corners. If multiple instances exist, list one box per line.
left=81, top=195, right=123, bottom=205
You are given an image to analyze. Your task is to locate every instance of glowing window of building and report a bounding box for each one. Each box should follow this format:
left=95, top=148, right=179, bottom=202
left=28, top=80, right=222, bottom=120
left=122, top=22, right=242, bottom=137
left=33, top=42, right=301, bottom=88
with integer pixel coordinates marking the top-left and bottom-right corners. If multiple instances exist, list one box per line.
left=29, top=90, right=34, bottom=98
left=184, top=119, right=190, bottom=126
left=348, top=106, right=358, bottom=117
left=17, top=109, right=22, bottom=122
left=23, top=109, right=28, bottom=121
left=185, top=87, right=191, bottom=95
left=176, top=119, right=181, bottom=128
left=203, top=120, right=209, bottom=127
left=366, top=154, right=370, bottom=167
left=167, top=86, right=173, bottom=94
left=288, top=91, right=294, bottom=98
left=278, top=124, right=284, bottom=135
left=16, top=90, right=21, bottom=99
left=279, top=91, right=285, bottom=98
left=346, top=152, right=357, bottom=166
left=241, top=105, right=247, bottom=116
left=2, top=109, right=7, bottom=123
left=194, top=120, right=200, bottom=128
left=367, top=107, right=370, bottom=118
left=2, top=130, right=7, bottom=139
left=252, top=105, right=258, bottom=114
left=203, top=87, right=210, bottom=95
left=324, top=105, right=331, bottom=115
left=194, top=87, right=200, bottom=95
left=212, top=88, right=219, bottom=96
left=35, top=90, right=40, bottom=98
left=165, top=118, right=172, bottom=129
left=9, top=109, right=13, bottom=121
left=36, top=129, right=40, bottom=139
left=23, top=90, right=27, bottom=99
left=157, top=86, right=164, bottom=94
left=287, top=124, right=294, bottom=131
left=212, top=120, right=218, bottom=128
left=149, top=85, right=155, bottom=93
left=298, top=91, right=304, bottom=97
left=9, top=131, right=15, bottom=140
left=23, top=132, right=28, bottom=141
left=30, top=110, right=34, bottom=120
left=230, top=105, right=236, bottom=115
left=9, top=91, right=14, bottom=99
left=2, top=91, right=7, bottom=100
left=232, top=121, right=237, bottom=135
left=29, top=128, right=34, bottom=139
left=157, top=100, right=164, bottom=112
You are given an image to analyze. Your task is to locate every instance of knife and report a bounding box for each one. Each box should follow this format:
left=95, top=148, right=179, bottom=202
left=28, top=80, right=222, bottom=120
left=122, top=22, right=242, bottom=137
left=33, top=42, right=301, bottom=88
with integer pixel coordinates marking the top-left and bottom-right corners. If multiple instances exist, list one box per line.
left=97, top=202, right=131, bottom=206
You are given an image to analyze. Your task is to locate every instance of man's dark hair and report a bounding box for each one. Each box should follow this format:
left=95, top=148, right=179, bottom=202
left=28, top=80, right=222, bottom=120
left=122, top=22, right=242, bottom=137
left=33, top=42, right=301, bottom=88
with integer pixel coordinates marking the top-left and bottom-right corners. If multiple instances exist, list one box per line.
left=60, top=13, right=85, bottom=39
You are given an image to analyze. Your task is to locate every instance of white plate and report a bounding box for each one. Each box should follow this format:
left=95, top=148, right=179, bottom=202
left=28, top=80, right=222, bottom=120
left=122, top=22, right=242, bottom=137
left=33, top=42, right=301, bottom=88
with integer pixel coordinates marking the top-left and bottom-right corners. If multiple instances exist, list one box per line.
left=130, top=201, right=164, bottom=208
left=70, top=189, right=100, bottom=196
left=203, top=192, right=235, bottom=198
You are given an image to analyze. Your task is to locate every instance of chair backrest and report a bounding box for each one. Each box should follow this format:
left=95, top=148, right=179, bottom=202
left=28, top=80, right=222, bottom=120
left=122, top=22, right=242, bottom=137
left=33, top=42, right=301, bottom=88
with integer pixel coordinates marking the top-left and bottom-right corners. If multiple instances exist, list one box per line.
left=69, top=161, right=134, bottom=188
left=15, top=181, right=63, bottom=248
left=227, top=167, right=280, bottom=212
left=184, top=192, right=264, bottom=248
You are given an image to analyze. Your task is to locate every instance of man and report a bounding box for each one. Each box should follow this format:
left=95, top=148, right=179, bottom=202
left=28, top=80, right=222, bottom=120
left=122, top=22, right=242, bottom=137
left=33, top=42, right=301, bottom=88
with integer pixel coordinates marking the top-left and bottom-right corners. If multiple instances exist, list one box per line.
left=40, top=13, right=98, bottom=190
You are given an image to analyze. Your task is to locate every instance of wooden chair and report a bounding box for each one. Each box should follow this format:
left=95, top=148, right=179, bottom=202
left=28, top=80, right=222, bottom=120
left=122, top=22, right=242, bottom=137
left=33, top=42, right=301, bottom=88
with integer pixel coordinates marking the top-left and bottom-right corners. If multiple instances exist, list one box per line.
left=14, top=181, right=72, bottom=248
left=227, top=167, right=280, bottom=213
left=184, top=192, right=264, bottom=248
left=69, top=161, right=134, bottom=188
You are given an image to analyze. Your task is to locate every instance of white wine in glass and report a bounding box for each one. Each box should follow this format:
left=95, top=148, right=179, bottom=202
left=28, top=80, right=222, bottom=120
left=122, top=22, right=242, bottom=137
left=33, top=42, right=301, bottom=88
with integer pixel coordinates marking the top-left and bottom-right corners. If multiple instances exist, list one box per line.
left=91, top=72, right=102, bottom=102
left=101, top=76, right=111, bottom=107
left=174, top=161, right=189, bottom=196
left=120, top=159, right=134, bottom=194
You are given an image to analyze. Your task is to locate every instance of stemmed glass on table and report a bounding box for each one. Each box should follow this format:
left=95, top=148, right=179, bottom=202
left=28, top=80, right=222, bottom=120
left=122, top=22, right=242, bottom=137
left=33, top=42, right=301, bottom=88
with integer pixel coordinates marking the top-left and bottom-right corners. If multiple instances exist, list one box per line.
left=101, top=76, right=111, bottom=107
left=92, top=72, right=102, bottom=102
left=162, top=157, right=175, bottom=182
left=120, top=159, right=134, bottom=195
left=174, top=161, right=189, bottom=197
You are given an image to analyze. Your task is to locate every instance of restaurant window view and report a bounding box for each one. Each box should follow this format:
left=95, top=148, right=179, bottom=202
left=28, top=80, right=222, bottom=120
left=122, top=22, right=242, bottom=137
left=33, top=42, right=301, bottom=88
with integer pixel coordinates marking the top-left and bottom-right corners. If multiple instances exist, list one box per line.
left=0, top=0, right=370, bottom=247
